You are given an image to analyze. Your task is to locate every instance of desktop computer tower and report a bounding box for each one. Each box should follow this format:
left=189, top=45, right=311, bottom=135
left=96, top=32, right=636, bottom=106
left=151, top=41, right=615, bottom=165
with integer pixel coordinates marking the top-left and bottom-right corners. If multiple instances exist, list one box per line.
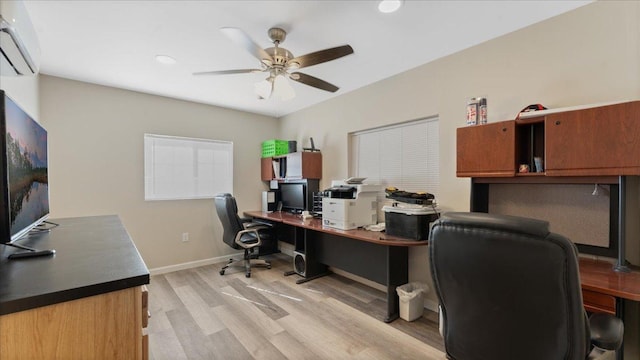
left=262, top=190, right=279, bottom=212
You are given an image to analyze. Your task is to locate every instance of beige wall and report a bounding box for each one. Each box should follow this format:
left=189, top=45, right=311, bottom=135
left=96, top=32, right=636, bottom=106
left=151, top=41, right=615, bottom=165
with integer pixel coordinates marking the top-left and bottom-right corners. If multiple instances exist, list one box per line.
left=279, top=0, right=640, bottom=307
left=0, top=74, right=39, bottom=119
left=39, top=75, right=278, bottom=269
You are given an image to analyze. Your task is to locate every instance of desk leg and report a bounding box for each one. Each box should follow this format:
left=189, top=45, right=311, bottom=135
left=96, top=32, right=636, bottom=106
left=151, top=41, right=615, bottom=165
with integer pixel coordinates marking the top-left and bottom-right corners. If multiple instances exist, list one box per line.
left=384, top=246, right=409, bottom=323
left=284, top=269, right=330, bottom=284
left=294, top=271, right=331, bottom=284
left=284, top=270, right=297, bottom=277
left=615, top=297, right=624, bottom=360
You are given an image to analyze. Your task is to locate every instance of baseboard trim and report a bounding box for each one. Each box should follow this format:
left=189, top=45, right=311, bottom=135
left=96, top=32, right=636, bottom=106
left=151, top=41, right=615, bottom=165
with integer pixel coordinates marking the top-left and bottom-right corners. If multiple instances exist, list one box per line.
left=149, top=253, right=243, bottom=276
left=279, top=242, right=294, bottom=257
left=424, top=298, right=439, bottom=313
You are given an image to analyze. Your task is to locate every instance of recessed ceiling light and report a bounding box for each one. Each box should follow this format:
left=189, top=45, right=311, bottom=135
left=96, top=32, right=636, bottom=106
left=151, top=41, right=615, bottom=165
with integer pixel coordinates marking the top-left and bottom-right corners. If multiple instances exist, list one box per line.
left=378, top=0, right=403, bottom=13
left=155, top=55, right=176, bottom=65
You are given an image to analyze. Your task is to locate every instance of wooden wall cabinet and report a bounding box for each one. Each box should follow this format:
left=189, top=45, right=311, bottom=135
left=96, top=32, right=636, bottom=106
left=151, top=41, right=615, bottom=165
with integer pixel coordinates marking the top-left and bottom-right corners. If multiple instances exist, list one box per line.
left=545, top=101, right=640, bottom=176
left=457, top=120, right=515, bottom=177
left=457, top=101, right=640, bottom=178
left=261, top=151, right=322, bottom=181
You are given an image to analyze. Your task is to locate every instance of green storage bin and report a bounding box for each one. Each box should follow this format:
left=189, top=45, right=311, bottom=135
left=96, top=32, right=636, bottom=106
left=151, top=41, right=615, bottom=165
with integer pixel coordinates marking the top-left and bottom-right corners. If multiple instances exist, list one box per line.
left=262, top=139, right=289, bottom=157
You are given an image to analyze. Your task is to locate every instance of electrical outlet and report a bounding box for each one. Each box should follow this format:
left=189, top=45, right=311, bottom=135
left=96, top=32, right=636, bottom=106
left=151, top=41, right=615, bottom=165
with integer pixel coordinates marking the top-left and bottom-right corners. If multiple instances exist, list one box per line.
left=182, top=233, right=189, bottom=242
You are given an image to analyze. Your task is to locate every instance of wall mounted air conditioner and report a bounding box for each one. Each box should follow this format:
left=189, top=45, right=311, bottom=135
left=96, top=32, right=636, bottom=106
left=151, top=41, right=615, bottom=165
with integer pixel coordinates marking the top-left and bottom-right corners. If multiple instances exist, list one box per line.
left=0, top=0, right=40, bottom=76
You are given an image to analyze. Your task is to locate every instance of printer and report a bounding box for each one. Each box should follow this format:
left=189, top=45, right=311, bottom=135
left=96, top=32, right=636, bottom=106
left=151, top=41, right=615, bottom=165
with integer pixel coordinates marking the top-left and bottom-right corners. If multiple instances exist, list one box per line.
left=321, top=180, right=381, bottom=230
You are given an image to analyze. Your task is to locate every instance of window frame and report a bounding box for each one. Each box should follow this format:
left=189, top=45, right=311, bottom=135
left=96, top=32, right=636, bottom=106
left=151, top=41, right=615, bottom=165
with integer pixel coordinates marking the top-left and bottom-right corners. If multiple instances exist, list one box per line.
left=144, top=133, right=233, bottom=201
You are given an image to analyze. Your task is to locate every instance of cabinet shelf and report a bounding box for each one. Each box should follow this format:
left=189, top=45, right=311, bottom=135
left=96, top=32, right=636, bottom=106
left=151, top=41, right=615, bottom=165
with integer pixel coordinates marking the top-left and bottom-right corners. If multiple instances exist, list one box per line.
left=457, top=100, right=640, bottom=178
left=261, top=151, right=322, bottom=181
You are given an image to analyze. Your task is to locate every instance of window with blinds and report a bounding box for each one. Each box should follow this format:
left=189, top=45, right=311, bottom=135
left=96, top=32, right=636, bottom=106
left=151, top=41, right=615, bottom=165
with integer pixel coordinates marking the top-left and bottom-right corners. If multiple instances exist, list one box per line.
left=144, top=134, right=233, bottom=200
left=349, top=117, right=439, bottom=197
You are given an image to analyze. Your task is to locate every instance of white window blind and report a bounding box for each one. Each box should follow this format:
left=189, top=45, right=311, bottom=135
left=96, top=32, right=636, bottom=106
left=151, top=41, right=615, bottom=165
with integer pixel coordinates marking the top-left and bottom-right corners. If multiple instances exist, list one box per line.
left=144, top=134, right=233, bottom=200
left=350, top=118, right=439, bottom=196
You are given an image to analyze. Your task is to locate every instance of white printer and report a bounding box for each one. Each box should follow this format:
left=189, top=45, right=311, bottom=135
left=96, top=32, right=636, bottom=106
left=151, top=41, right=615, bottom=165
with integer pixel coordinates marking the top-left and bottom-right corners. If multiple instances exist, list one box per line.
left=321, top=180, right=381, bottom=230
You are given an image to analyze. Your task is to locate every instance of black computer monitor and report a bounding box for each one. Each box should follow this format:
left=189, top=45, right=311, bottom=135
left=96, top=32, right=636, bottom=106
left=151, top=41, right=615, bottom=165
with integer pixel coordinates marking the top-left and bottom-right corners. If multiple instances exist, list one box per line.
left=280, top=182, right=305, bottom=213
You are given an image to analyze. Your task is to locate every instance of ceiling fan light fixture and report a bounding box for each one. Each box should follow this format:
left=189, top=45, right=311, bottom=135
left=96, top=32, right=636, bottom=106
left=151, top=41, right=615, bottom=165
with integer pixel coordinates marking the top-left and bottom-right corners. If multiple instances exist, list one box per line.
left=254, top=79, right=273, bottom=99
left=273, top=75, right=295, bottom=101
left=378, top=0, right=403, bottom=13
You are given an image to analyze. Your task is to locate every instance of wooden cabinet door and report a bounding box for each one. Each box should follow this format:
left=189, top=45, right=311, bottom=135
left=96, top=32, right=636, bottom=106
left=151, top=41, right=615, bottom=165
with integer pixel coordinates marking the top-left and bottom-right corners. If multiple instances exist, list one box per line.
left=545, top=101, right=640, bottom=176
left=297, top=152, right=322, bottom=179
left=457, top=120, right=515, bottom=177
left=261, top=157, right=274, bottom=181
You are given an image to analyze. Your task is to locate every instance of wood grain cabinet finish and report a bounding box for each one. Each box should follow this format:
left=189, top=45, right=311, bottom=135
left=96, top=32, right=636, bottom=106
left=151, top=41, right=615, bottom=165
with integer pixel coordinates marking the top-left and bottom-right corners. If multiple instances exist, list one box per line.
left=0, top=286, right=145, bottom=359
left=457, top=101, right=640, bottom=178
left=261, top=152, right=322, bottom=180
left=582, top=289, right=617, bottom=315
left=457, top=120, right=515, bottom=177
left=545, top=101, right=640, bottom=176
left=261, top=157, right=274, bottom=181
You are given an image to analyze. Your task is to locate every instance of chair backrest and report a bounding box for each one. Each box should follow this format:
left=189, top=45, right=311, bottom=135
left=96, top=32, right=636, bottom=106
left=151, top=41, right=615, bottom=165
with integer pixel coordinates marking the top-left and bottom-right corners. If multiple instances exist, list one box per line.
left=214, top=193, right=244, bottom=249
left=429, top=212, right=589, bottom=360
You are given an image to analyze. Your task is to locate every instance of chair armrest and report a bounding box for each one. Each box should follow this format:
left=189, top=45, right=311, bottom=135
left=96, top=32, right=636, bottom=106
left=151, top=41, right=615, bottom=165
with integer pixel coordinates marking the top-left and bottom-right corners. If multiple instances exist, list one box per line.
left=589, top=313, right=624, bottom=351
left=234, top=228, right=263, bottom=249
left=243, top=221, right=273, bottom=230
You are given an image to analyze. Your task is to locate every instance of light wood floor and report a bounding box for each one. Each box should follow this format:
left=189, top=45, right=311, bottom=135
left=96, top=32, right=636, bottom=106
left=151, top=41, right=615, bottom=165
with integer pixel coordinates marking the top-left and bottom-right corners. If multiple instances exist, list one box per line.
left=147, top=253, right=445, bottom=359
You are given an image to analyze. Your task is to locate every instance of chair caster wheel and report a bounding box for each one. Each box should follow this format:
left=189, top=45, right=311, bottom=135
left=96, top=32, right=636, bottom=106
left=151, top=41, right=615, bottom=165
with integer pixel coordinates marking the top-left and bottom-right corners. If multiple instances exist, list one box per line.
left=246, top=273, right=251, bottom=278
left=219, top=270, right=225, bottom=275
left=267, top=265, right=272, bottom=269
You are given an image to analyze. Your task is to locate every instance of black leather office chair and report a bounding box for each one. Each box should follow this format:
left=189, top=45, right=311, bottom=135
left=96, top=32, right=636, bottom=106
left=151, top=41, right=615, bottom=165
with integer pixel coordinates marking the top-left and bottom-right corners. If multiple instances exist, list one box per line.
left=429, top=212, right=623, bottom=360
left=214, top=193, right=273, bottom=278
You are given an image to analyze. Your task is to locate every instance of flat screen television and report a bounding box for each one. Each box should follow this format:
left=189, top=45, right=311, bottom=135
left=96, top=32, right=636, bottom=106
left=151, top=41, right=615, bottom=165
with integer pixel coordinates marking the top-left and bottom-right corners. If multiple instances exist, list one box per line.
left=0, top=90, right=49, bottom=244
left=280, top=182, right=305, bottom=213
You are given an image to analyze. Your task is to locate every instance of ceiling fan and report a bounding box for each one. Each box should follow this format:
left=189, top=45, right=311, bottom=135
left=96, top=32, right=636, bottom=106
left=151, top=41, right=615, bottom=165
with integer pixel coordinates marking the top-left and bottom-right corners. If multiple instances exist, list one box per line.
left=193, top=27, right=354, bottom=100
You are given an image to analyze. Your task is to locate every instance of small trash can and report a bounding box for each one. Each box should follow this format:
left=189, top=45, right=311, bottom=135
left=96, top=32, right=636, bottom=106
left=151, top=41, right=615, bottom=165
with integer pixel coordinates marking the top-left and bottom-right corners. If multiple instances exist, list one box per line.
left=396, top=282, right=429, bottom=321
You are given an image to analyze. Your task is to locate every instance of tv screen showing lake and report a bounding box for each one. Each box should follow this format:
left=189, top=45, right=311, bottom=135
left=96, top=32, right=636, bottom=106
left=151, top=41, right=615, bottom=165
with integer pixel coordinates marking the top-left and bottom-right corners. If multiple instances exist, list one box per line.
left=5, top=93, right=50, bottom=240
left=10, top=182, right=49, bottom=237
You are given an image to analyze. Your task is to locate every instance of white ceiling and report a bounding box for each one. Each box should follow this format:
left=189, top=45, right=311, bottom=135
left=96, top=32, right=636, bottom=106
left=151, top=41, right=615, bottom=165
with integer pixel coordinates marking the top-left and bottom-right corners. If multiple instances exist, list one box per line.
left=24, top=1, right=591, bottom=118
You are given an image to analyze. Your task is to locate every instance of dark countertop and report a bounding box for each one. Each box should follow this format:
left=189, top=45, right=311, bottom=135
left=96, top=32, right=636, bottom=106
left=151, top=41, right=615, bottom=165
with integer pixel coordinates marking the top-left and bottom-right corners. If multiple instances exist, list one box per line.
left=0, top=215, right=150, bottom=315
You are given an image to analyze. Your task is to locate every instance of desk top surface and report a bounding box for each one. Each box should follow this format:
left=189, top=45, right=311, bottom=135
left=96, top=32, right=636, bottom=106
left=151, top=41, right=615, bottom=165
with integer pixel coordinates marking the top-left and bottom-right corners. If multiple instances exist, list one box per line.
left=0, top=215, right=150, bottom=315
left=245, top=210, right=429, bottom=247
left=579, top=258, right=640, bottom=301
left=249, top=211, right=640, bottom=302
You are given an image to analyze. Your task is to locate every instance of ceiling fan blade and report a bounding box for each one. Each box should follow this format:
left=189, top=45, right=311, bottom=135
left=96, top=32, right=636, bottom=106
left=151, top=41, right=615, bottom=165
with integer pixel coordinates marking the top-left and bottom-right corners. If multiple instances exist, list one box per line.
left=193, top=69, right=262, bottom=76
left=220, top=27, right=273, bottom=64
left=289, top=45, right=354, bottom=69
left=290, top=72, right=339, bottom=93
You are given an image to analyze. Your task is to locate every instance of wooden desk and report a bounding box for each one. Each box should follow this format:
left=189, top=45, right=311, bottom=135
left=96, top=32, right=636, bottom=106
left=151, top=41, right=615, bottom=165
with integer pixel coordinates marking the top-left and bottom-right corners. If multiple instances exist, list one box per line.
left=248, top=212, right=640, bottom=323
left=579, top=257, right=640, bottom=316
left=247, top=210, right=429, bottom=246
left=245, top=211, right=428, bottom=322
left=579, top=258, right=640, bottom=360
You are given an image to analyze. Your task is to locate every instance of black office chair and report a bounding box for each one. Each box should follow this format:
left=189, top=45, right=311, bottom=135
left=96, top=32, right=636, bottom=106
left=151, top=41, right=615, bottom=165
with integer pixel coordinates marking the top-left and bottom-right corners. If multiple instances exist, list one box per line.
left=214, top=193, right=273, bottom=278
left=429, top=212, right=623, bottom=360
